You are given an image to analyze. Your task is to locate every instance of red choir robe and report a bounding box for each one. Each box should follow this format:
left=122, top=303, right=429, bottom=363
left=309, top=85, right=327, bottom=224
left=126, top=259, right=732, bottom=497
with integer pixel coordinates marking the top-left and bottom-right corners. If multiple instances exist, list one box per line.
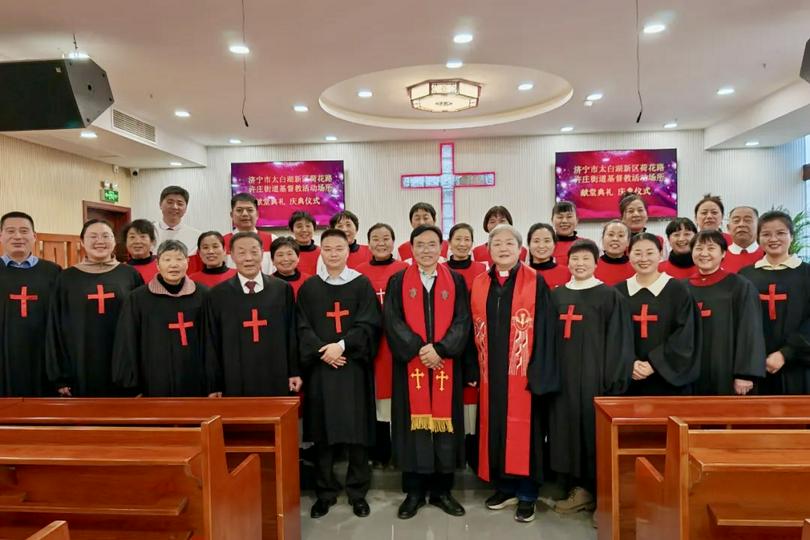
left=529, top=260, right=571, bottom=289
left=594, top=254, right=635, bottom=286
left=189, top=265, right=238, bottom=288
left=296, top=242, right=321, bottom=276
left=723, top=243, right=765, bottom=273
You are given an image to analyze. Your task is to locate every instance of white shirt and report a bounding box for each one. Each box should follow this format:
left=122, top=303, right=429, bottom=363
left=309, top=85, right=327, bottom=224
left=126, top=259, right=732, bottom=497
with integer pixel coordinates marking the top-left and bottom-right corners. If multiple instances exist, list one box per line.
left=418, top=267, right=438, bottom=292
left=317, top=265, right=362, bottom=285
left=728, top=241, right=759, bottom=255
left=154, top=220, right=201, bottom=255
left=565, top=276, right=603, bottom=290
left=237, top=272, right=265, bottom=294
left=626, top=272, right=672, bottom=297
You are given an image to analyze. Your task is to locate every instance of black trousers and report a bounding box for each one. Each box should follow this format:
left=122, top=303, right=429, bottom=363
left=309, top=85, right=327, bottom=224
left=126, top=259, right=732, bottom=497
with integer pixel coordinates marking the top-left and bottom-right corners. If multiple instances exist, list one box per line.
left=315, top=443, right=371, bottom=502
left=402, top=471, right=455, bottom=497
left=370, top=420, right=392, bottom=465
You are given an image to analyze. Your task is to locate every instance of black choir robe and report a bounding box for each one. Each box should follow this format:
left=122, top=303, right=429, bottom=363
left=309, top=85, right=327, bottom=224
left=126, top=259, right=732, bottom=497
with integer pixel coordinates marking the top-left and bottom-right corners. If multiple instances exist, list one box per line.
left=740, top=262, right=810, bottom=394
left=615, top=276, right=701, bottom=395
left=549, top=283, right=634, bottom=482
left=688, top=271, right=766, bottom=395
left=112, top=279, right=208, bottom=396
left=479, top=266, right=559, bottom=482
left=45, top=264, right=143, bottom=396
left=0, top=260, right=61, bottom=396
left=204, top=274, right=298, bottom=396
left=297, top=274, right=381, bottom=446
left=384, top=269, right=473, bottom=474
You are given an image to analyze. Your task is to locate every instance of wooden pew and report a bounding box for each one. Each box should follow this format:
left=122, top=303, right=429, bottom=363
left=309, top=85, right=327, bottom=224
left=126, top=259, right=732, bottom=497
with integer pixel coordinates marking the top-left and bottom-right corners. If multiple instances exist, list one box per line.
left=0, top=398, right=299, bottom=540
left=595, top=396, right=810, bottom=539
left=635, top=417, right=810, bottom=540
left=25, top=522, right=69, bottom=540
left=0, top=416, right=261, bottom=540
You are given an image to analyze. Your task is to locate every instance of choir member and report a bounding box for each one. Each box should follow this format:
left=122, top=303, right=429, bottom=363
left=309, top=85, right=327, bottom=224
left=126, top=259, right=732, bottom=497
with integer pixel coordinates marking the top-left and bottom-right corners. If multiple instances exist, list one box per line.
left=123, top=219, right=159, bottom=283
left=694, top=193, right=733, bottom=245
left=203, top=232, right=300, bottom=397
left=46, top=219, right=143, bottom=396
left=355, top=223, right=409, bottom=468
left=223, top=193, right=275, bottom=274
left=723, top=206, right=765, bottom=272
left=397, top=202, right=449, bottom=262
left=615, top=233, right=701, bottom=395
left=297, top=228, right=381, bottom=519
left=445, top=223, right=487, bottom=290
left=550, top=239, right=634, bottom=517
left=112, top=240, right=207, bottom=396
left=470, top=224, right=559, bottom=523
left=153, top=185, right=201, bottom=263
left=740, top=210, right=810, bottom=394
left=551, top=200, right=583, bottom=266
left=188, top=231, right=237, bottom=287
left=472, top=206, right=527, bottom=266
left=619, top=193, right=666, bottom=248
left=688, top=230, right=765, bottom=395
left=289, top=210, right=320, bottom=276
left=526, top=223, right=571, bottom=289
left=330, top=210, right=371, bottom=269
left=658, top=218, right=697, bottom=279
left=271, top=236, right=310, bottom=297
left=384, top=224, right=473, bottom=520
left=0, top=211, right=61, bottom=396
left=594, top=220, right=635, bottom=285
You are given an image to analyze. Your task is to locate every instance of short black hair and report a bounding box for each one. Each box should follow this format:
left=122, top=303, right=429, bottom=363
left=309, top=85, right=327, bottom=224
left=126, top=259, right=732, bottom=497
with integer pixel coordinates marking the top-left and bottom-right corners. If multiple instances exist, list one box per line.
left=229, top=231, right=263, bottom=251
left=527, top=222, right=557, bottom=244
left=0, top=211, right=35, bottom=231
left=758, top=210, right=794, bottom=238
left=568, top=238, right=599, bottom=260
left=602, top=219, right=631, bottom=238
left=482, top=206, right=513, bottom=232
left=552, top=200, right=577, bottom=216
left=410, top=224, right=443, bottom=245
left=121, top=219, right=156, bottom=243
left=231, top=192, right=258, bottom=210
left=629, top=232, right=663, bottom=252
left=329, top=210, right=359, bottom=230
left=320, top=228, right=349, bottom=244
left=694, top=193, right=725, bottom=217
left=80, top=219, right=113, bottom=240
left=271, top=236, right=300, bottom=258
left=288, top=210, right=316, bottom=230
left=690, top=229, right=728, bottom=252
left=197, top=230, right=225, bottom=249
left=367, top=223, right=396, bottom=242
left=665, top=217, right=697, bottom=237
left=619, top=192, right=648, bottom=215
left=160, top=185, right=189, bottom=204
left=409, top=202, right=437, bottom=222
left=449, top=222, right=474, bottom=242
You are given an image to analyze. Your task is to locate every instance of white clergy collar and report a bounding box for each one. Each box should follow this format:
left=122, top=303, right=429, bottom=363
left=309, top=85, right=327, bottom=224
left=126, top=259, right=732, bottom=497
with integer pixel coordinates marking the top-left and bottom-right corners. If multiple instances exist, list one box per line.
left=728, top=241, right=759, bottom=255
left=565, top=276, right=603, bottom=290
left=237, top=272, right=265, bottom=294
left=754, top=255, right=802, bottom=270
left=626, top=272, right=671, bottom=297
left=317, top=265, right=361, bottom=285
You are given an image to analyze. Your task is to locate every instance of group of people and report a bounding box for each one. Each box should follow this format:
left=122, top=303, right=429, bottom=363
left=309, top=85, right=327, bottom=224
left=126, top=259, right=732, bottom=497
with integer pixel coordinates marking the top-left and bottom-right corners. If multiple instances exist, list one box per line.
left=1, top=185, right=809, bottom=528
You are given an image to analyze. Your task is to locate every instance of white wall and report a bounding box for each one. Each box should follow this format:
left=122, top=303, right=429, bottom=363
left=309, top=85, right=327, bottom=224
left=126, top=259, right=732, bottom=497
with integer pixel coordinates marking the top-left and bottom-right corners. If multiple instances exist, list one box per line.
left=131, top=130, right=806, bottom=244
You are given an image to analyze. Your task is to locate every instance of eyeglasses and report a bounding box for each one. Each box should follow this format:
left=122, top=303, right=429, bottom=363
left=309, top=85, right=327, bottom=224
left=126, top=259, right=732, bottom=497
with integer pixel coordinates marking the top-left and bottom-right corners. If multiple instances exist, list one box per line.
left=85, top=234, right=114, bottom=241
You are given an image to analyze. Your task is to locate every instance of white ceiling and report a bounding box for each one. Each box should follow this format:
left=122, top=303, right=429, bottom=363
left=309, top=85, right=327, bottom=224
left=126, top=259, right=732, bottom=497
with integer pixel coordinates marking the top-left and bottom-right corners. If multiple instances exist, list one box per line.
left=1, top=0, right=809, bottom=158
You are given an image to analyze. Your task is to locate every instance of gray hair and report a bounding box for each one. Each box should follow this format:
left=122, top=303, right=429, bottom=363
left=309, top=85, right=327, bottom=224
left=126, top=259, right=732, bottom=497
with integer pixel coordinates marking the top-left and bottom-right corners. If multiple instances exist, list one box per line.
left=488, top=223, right=523, bottom=248
left=157, top=239, right=189, bottom=258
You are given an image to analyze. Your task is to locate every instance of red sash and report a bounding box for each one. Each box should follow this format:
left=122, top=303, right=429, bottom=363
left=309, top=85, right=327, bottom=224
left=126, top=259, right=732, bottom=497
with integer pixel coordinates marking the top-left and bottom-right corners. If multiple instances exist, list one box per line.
left=402, top=264, right=456, bottom=433
left=471, top=263, right=537, bottom=481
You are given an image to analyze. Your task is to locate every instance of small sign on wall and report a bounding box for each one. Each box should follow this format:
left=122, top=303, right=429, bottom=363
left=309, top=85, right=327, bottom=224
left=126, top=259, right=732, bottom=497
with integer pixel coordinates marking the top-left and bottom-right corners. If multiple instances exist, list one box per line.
left=99, top=181, right=119, bottom=203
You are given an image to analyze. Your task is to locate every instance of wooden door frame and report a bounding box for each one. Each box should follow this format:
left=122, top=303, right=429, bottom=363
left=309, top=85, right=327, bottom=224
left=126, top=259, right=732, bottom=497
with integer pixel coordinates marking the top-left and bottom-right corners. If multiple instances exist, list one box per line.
left=82, top=200, right=131, bottom=223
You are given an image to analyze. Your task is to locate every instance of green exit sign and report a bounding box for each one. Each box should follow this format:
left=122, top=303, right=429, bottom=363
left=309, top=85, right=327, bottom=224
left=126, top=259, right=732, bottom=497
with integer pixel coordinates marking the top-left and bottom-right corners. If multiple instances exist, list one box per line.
left=101, top=188, right=119, bottom=203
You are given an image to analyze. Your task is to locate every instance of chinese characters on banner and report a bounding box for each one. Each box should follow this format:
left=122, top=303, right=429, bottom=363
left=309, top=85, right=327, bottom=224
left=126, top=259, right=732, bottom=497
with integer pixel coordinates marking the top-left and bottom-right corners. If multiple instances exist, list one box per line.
left=555, top=149, right=678, bottom=220
left=230, top=161, right=345, bottom=228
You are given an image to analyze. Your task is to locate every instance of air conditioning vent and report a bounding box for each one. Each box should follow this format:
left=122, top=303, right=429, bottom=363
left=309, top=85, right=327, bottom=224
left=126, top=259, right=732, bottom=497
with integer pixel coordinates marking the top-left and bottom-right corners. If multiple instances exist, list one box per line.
left=112, top=109, right=156, bottom=142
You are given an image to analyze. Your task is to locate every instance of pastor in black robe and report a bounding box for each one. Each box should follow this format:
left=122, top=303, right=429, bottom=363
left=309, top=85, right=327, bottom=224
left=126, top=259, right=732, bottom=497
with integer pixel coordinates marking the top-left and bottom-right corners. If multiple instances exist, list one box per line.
left=203, top=273, right=298, bottom=396
left=45, top=264, right=143, bottom=396
left=549, top=279, right=634, bottom=484
left=615, top=274, right=701, bottom=395
left=112, top=276, right=208, bottom=396
left=0, top=259, right=61, bottom=396
left=740, top=257, right=810, bottom=394
left=384, top=268, right=473, bottom=475
left=688, top=269, right=766, bottom=395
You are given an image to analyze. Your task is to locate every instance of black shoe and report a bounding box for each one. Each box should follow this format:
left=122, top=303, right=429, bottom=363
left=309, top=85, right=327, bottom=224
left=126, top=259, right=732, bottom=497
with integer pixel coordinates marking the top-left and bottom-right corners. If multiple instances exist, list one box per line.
left=429, top=493, right=466, bottom=516
left=397, top=494, right=425, bottom=519
left=351, top=497, right=370, bottom=517
left=514, top=500, right=536, bottom=522
left=485, top=491, right=518, bottom=510
left=310, top=498, right=336, bottom=518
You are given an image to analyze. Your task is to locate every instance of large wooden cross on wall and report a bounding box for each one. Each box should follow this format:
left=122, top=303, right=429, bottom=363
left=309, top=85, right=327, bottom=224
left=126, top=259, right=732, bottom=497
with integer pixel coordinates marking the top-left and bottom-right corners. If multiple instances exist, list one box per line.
left=401, top=142, right=496, bottom=237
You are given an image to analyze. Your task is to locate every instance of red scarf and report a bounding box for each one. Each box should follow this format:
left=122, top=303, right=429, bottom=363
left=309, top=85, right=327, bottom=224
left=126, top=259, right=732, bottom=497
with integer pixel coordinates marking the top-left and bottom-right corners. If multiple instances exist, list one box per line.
left=402, top=264, right=456, bottom=433
left=471, top=263, right=537, bottom=481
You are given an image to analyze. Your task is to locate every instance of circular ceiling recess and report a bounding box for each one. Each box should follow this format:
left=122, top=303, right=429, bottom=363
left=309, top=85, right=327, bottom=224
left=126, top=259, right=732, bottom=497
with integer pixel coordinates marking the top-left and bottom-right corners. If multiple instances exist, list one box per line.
left=319, top=64, right=574, bottom=130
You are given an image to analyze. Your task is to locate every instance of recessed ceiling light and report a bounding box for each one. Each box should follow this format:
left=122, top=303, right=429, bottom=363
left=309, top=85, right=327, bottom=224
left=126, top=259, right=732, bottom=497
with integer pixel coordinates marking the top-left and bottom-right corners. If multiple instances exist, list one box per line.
left=586, top=92, right=603, bottom=101
left=453, top=33, right=474, bottom=44
left=560, top=126, right=574, bottom=133
left=643, top=23, right=667, bottom=34
left=664, top=121, right=678, bottom=129
left=325, top=135, right=338, bottom=142
left=79, top=131, right=97, bottom=139
left=745, top=140, right=760, bottom=147
left=229, top=44, right=250, bottom=55
left=293, top=104, right=309, bottom=112
left=229, top=138, right=242, bottom=144
left=169, top=162, right=183, bottom=167
left=584, top=100, right=594, bottom=107
left=517, top=82, right=534, bottom=91
left=174, top=110, right=191, bottom=118
left=446, top=59, right=463, bottom=69
left=717, top=87, right=735, bottom=96
left=66, top=51, right=90, bottom=60
left=357, top=90, right=373, bottom=98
